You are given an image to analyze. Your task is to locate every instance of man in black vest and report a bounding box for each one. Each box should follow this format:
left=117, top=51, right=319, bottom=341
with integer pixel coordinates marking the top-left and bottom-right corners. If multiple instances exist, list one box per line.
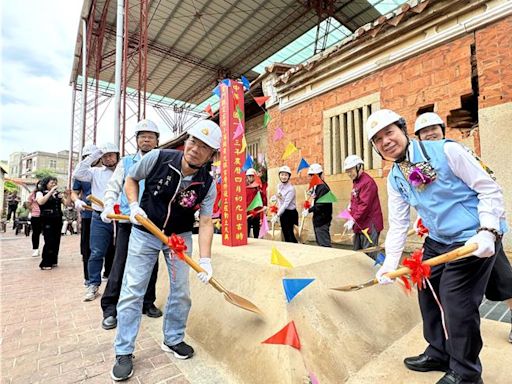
left=111, top=119, right=221, bottom=381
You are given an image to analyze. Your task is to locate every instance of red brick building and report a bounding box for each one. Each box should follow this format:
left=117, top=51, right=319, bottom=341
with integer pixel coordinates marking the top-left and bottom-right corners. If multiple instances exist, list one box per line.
left=245, top=0, right=512, bottom=251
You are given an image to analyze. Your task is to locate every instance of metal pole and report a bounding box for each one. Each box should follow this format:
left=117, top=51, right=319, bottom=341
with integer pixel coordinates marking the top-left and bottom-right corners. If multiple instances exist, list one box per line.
left=114, top=0, right=124, bottom=150
left=68, top=84, right=77, bottom=189
left=81, top=19, right=87, bottom=150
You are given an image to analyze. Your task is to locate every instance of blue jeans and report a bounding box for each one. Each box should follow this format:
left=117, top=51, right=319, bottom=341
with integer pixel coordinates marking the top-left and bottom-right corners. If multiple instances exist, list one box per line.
left=114, top=227, right=192, bottom=355
left=88, top=212, right=114, bottom=286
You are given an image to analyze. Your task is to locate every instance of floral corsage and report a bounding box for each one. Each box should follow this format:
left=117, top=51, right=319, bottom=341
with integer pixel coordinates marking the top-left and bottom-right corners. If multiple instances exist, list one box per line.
left=178, top=190, right=198, bottom=208
left=408, top=162, right=436, bottom=191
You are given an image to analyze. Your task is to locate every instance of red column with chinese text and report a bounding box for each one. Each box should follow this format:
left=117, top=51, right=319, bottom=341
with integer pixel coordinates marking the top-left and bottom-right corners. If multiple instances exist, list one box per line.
left=219, top=80, right=247, bottom=246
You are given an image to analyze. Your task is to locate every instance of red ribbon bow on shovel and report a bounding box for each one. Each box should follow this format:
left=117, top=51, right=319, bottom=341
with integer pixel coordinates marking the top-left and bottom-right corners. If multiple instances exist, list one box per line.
left=168, top=234, right=187, bottom=260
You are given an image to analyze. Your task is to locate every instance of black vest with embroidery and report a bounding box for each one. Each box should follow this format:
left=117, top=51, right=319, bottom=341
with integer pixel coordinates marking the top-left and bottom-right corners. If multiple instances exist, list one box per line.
left=137, top=149, right=213, bottom=236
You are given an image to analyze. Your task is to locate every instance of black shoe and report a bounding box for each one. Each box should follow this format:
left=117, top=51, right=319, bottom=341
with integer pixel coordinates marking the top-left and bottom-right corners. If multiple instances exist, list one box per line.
left=143, top=304, right=162, bottom=318
left=102, top=315, right=117, bottom=330
left=404, top=354, right=449, bottom=372
left=161, top=341, right=194, bottom=359
left=436, top=370, right=483, bottom=384
left=111, top=354, right=134, bottom=381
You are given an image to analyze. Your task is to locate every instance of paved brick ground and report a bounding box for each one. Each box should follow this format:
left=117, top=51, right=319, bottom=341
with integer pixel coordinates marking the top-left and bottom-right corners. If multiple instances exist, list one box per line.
left=0, top=227, right=190, bottom=384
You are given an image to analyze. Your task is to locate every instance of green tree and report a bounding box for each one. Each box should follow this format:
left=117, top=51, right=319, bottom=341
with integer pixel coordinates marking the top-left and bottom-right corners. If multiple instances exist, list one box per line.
left=35, top=168, right=57, bottom=179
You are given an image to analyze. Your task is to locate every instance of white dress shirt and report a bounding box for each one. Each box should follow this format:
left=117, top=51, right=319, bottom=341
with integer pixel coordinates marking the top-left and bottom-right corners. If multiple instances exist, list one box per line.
left=383, top=141, right=505, bottom=270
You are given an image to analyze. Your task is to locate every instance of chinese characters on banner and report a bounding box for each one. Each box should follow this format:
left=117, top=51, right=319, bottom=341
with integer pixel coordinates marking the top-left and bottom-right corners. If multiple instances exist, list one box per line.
left=219, top=80, right=248, bottom=246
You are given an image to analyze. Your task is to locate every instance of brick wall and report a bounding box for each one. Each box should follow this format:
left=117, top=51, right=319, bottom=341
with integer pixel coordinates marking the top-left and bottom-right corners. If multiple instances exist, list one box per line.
left=476, top=16, right=512, bottom=109
left=267, top=35, right=476, bottom=180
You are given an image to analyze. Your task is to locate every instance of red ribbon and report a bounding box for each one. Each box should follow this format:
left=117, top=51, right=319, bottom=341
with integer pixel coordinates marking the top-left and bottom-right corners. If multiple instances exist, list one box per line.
left=168, top=234, right=187, bottom=260
left=303, top=201, right=311, bottom=210
left=269, top=205, right=278, bottom=214
left=113, top=203, right=121, bottom=214
left=402, top=249, right=431, bottom=290
left=416, top=218, right=429, bottom=238
left=401, top=248, right=449, bottom=340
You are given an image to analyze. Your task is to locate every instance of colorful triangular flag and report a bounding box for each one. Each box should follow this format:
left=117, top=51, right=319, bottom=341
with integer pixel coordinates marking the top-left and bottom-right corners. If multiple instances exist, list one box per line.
left=374, top=252, right=386, bottom=266
left=204, top=104, right=214, bottom=118
left=261, top=321, right=301, bottom=350
left=240, top=75, right=250, bottom=90
left=281, top=142, right=298, bottom=160
left=317, top=191, right=337, bottom=203
left=337, top=209, right=353, bottom=220
left=235, top=135, right=247, bottom=154
left=247, top=191, right=263, bottom=211
left=241, top=155, right=254, bottom=172
left=258, top=213, right=269, bottom=239
left=271, top=247, right=293, bottom=268
left=308, top=174, right=324, bottom=190
left=212, top=85, right=221, bottom=98
left=233, top=122, right=244, bottom=140
left=282, top=278, right=315, bottom=303
left=361, top=227, right=374, bottom=244
left=273, top=127, right=284, bottom=141
left=236, top=105, right=244, bottom=121
left=297, top=157, right=309, bottom=173
left=254, top=96, right=270, bottom=107
left=263, top=111, right=271, bottom=128
left=222, top=79, right=230, bottom=86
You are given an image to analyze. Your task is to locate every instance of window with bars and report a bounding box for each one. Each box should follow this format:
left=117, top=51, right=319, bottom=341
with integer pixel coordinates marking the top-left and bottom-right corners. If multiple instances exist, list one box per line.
left=247, top=142, right=259, bottom=162
left=323, top=93, right=381, bottom=175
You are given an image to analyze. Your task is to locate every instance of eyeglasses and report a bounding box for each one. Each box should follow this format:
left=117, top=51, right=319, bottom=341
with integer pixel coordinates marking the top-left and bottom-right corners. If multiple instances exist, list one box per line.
left=186, top=138, right=211, bottom=152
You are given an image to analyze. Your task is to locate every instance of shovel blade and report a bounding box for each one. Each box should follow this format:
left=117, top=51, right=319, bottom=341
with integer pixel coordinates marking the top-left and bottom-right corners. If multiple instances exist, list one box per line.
left=222, top=291, right=264, bottom=316
left=330, top=279, right=378, bottom=292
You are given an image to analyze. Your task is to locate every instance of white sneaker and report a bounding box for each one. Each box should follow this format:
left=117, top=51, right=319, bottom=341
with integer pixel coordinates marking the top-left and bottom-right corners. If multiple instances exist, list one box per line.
left=84, top=285, right=99, bottom=302
left=32, top=249, right=39, bottom=257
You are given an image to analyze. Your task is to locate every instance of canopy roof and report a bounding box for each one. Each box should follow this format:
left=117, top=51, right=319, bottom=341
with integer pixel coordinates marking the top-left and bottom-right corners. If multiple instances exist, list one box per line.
left=70, top=0, right=409, bottom=109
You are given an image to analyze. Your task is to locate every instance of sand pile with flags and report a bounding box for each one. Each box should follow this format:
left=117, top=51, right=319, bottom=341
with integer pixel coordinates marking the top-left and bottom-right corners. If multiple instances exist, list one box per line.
left=155, top=235, right=422, bottom=383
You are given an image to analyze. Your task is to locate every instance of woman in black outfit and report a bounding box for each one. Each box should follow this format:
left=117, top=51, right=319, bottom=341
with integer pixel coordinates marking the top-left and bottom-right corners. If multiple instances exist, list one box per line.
left=35, top=177, right=68, bottom=270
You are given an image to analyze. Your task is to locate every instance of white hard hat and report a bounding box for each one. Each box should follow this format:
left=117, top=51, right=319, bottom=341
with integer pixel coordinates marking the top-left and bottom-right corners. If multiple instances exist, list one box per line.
left=135, top=119, right=159, bottom=136
left=414, top=112, right=444, bottom=134
left=278, top=165, right=291, bottom=175
left=101, top=142, right=119, bottom=154
left=188, top=120, right=222, bottom=150
left=82, top=143, right=97, bottom=157
left=308, top=163, right=323, bottom=175
left=343, top=155, right=364, bottom=172
left=246, top=168, right=256, bottom=176
left=366, top=109, right=403, bottom=141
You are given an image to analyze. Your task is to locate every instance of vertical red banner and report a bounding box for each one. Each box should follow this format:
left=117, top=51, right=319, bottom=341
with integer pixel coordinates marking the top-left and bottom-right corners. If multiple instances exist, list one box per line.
left=219, top=80, right=247, bottom=246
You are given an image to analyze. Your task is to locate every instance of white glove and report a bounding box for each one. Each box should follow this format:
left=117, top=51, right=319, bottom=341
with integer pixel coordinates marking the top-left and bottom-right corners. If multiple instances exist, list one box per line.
left=465, top=230, right=496, bottom=258
left=301, top=209, right=309, bottom=217
left=129, top=202, right=147, bottom=225
left=100, top=204, right=114, bottom=223
left=74, top=199, right=87, bottom=212
left=197, top=257, right=213, bottom=284
left=344, top=220, right=354, bottom=231
left=271, top=215, right=279, bottom=224
left=376, top=265, right=395, bottom=285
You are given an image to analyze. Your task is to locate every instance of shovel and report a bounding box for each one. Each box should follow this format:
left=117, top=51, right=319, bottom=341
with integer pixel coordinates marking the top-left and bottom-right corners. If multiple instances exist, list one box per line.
left=354, top=229, right=417, bottom=253
left=88, top=195, right=264, bottom=316
left=330, top=243, right=478, bottom=292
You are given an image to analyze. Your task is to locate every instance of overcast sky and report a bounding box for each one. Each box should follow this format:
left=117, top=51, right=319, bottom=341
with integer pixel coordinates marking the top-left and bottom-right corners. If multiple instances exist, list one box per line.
left=0, top=1, right=179, bottom=161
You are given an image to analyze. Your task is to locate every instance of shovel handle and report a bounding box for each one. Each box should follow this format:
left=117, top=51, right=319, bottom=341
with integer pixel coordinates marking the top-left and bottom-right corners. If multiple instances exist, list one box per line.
left=107, top=214, right=130, bottom=221
left=87, top=195, right=229, bottom=295
left=384, top=243, right=478, bottom=280
left=87, top=195, right=104, bottom=208
left=134, top=214, right=227, bottom=295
